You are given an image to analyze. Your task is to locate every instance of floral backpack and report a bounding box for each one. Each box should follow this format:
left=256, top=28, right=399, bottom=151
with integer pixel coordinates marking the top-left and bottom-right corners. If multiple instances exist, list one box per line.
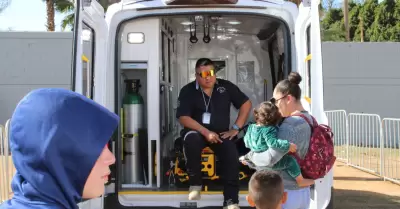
left=292, top=114, right=336, bottom=180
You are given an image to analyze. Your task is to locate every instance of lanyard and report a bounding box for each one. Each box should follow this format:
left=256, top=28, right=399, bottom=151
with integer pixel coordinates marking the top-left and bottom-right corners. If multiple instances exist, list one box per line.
left=201, top=89, right=213, bottom=112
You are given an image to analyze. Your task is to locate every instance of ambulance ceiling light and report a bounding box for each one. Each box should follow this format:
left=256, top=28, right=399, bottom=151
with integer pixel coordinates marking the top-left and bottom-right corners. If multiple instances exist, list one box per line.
left=127, top=32, right=145, bottom=44
left=211, top=25, right=224, bottom=32
left=181, top=21, right=193, bottom=25
left=227, top=20, right=241, bottom=25
left=227, top=28, right=239, bottom=32
left=218, top=35, right=231, bottom=40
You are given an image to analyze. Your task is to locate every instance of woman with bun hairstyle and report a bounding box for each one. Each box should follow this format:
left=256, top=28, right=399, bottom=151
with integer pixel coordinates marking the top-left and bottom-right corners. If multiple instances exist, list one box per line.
left=250, top=72, right=314, bottom=209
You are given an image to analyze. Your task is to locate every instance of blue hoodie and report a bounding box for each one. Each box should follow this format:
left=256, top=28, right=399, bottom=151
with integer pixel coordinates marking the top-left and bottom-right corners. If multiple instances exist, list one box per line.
left=0, top=88, right=119, bottom=209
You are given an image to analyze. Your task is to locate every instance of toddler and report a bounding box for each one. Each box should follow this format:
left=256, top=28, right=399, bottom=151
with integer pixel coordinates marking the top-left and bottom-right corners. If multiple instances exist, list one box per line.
left=239, top=101, right=314, bottom=187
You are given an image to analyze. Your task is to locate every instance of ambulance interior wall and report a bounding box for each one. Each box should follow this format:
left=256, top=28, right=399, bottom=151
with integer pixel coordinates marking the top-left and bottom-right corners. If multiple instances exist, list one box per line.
left=119, top=18, right=161, bottom=188
left=175, top=27, right=285, bottom=127
left=119, top=69, right=151, bottom=187
left=159, top=19, right=180, bottom=185
left=119, top=17, right=160, bottom=133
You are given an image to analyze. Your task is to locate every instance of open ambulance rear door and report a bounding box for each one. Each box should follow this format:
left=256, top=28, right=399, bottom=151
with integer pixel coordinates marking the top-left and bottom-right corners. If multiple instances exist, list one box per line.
left=71, top=0, right=109, bottom=107
left=295, top=0, right=333, bottom=208
left=72, top=1, right=113, bottom=208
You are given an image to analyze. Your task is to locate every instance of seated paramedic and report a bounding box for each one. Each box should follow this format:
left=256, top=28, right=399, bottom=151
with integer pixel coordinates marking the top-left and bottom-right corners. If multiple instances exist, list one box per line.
left=176, top=58, right=252, bottom=209
left=0, top=88, right=119, bottom=209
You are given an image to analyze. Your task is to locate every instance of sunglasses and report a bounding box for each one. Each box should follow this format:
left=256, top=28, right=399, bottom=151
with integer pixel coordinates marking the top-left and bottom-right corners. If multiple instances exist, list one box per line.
left=269, top=95, right=288, bottom=104
left=196, top=69, right=215, bottom=78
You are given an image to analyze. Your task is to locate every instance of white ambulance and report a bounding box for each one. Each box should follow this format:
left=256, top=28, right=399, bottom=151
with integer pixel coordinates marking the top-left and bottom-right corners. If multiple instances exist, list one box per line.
left=73, top=0, right=333, bottom=208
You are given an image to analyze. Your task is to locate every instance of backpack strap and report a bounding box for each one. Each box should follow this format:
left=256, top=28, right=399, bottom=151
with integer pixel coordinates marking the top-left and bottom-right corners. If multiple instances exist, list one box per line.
left=290, top=113, right=314, bottom=163
left=278, top=117, right=286, bottom=126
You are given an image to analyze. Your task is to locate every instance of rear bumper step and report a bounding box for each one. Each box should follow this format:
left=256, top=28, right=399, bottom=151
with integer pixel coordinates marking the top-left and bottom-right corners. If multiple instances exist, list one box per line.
left=117, top=193, right=250, bottom=208
left=118, top=190, right=249, bottom=195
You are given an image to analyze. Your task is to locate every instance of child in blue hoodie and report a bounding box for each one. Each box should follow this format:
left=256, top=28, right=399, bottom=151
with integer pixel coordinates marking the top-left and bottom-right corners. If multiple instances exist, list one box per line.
left=239, top=101, right=314, bottom=188
left=0, top=88, right=119, bottom=209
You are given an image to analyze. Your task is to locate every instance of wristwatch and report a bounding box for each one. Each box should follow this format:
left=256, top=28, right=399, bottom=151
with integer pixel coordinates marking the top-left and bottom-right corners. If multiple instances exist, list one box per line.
left=232, top=124, right=240, bottom=131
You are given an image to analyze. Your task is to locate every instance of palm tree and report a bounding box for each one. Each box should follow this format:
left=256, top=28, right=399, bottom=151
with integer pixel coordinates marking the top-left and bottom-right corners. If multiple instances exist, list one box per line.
left=55, top=0, right=113, bottom=31
left=44, top=0, right=55, bottom=31
left=54, top=0, right=74, bottom=31
left=42, top=0, right=74, bottom=31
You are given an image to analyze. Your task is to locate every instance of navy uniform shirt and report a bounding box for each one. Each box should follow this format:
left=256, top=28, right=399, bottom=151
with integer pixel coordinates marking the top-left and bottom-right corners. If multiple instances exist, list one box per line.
left=176, top=79, right=249, bottom=134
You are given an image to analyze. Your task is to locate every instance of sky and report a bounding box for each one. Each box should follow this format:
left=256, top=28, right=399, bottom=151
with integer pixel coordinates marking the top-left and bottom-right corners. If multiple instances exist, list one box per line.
left=0, top=0, right=386, bottom=31
left=0, top=0, right=68, bottom=31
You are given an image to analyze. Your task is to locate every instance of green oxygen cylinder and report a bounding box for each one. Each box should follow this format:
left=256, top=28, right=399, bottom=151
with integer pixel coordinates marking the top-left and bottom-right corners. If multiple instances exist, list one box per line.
left=123, top=79, right=144, bottom=184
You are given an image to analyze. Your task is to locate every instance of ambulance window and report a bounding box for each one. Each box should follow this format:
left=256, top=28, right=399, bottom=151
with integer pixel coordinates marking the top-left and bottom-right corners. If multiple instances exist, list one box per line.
left=305, top=24, right=311, bottom=98
left=82, top=23, right=95, bottom=99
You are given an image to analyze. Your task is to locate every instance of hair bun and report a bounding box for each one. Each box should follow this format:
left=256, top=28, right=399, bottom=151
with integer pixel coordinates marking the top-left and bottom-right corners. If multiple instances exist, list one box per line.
left=288, top=72, right=302, bottom=85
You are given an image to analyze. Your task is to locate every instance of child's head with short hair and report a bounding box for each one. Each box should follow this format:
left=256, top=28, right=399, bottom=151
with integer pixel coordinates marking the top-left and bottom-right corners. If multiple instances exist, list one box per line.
left=253, top=101, right=282, bottom=126
left=246, top=170, right=287, bottom=209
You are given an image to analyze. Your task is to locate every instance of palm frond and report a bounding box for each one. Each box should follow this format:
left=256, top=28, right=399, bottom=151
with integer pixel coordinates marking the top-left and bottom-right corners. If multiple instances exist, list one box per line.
left=61, top=12, right=75, bottom=31
left=54, top=0, right=74, bottom=13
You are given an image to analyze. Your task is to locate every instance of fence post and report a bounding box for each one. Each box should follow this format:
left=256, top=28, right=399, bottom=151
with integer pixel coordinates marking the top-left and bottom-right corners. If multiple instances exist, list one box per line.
left=1, top=124, right=5, bottom=203
left=380, top=118, right=400, bottom=184
left=4, top=119, right=11, bottom=200
left=345, top=111, right=349, bottom=165
left=324, top=110, right=349, bottom=163
left=380, top=118, right=384, bottom=179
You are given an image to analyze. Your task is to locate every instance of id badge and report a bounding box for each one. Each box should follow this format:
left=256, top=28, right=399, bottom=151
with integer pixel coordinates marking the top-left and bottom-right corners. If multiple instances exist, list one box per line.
left=202, top=112, right=211, bottom=124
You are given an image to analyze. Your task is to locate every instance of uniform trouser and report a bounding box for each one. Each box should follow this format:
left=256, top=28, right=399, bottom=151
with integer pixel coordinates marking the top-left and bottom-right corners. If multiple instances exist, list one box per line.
left=183, top=131, right=240, bottom=205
